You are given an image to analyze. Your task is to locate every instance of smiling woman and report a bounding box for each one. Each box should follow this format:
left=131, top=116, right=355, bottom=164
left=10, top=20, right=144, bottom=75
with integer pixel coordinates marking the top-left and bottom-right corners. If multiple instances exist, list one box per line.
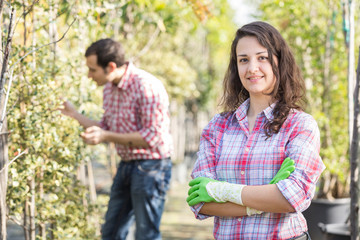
left=236, top=36, right=278, bottom=133
left=187, top=21, right=325, bottom=240
left=236, top=36, right=277, bottom=104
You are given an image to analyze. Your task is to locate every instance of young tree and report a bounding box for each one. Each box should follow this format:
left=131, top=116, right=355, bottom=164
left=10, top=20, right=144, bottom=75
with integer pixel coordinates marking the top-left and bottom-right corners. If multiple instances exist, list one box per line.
left=0, top=5, right=15, bottom=239
left=3, top=0, right=236, bottom=239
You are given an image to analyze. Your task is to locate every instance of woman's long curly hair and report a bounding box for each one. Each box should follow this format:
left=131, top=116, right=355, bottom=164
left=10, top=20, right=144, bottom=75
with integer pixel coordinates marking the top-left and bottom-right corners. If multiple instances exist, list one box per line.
left=219, top=21, right=306, bottom=137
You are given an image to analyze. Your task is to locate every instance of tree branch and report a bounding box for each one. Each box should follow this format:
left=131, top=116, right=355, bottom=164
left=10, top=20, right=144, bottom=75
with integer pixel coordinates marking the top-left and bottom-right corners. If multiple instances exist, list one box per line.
left=21, top=0, right=39, bottom=17
left=132, top=26, right=160, bottom=61
left=0, top=7, right=15, bottom=104
left=6, top=215, right=26, bottom=229
left=0, top=0, right=5, bottom=18
left=9, top=17, right=77, bottom=70
left=0, top=148, right=28, bottom=173
left=12, top=0, right=39, bottom=40
left=0, top=69, right=14, bottom=131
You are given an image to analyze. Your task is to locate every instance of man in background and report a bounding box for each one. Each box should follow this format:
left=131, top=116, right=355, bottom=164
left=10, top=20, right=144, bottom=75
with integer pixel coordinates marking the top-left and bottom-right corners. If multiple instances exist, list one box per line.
left=60, top=38, right=173, bottom=240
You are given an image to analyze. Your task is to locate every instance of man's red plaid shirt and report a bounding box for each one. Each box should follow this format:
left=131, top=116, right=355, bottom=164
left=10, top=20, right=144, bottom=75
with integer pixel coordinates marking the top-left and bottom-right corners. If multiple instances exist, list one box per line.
left=100, top=62, right=173, bottom=161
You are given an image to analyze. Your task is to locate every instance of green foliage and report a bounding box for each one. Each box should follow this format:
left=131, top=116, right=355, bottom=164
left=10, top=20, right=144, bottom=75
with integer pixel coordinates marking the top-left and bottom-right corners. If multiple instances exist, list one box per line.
left=7, top=46, right=100, bottom=239
left=4, top=0, right=236, bottom=238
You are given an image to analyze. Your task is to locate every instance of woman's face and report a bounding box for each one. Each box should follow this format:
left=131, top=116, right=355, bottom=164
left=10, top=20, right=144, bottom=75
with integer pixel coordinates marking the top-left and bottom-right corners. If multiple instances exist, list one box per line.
left=236, top=36, right=277, bottom=99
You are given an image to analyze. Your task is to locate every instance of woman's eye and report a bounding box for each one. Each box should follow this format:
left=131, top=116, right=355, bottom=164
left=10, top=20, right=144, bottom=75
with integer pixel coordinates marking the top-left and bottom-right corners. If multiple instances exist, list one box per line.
left=259, top=56, right=268, bottom=61
left=239, top=58, right=248, bottom=63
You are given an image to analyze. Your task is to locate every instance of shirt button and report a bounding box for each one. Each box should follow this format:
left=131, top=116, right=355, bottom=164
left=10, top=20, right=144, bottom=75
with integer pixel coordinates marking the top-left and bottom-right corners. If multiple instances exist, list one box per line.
left=245, top=147, right=250, bottom=152
left=241, top=171, right=245, bottom=175
left=238, top=218, right=242, bottom=222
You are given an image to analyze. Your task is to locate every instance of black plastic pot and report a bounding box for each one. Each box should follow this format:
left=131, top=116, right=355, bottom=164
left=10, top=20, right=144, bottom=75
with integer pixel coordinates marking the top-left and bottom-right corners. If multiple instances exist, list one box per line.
left=302, top=198, right=350, bottom=240
left=318, top=223, right=350, bottom=240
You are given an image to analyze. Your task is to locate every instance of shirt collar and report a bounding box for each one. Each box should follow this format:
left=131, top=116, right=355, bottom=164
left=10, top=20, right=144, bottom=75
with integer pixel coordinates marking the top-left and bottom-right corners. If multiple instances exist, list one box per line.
left=263, top=101, right=276, bottom=121
left=234, top=98, right=250, bottom=123
left=116, top=62, right=133, bottom=90
left=233, top=98, right=276, bottom=123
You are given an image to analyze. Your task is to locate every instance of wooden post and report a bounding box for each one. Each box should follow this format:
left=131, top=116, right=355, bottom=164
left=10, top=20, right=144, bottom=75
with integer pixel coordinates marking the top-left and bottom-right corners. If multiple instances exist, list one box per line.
left=24, top=200, right=29, bottom=240
left=87, top=160, right=97, bottom=203
left=108, top=143, right=117, bottom=178
left=0, top=118, right=8, bottom=240
left=0, top=7, right=14, bottom=240
left=350, top=46, right=360, bottom=240
left=29, top=176, right=35, bottom=240
left=348, top=0, right=355, bottom=147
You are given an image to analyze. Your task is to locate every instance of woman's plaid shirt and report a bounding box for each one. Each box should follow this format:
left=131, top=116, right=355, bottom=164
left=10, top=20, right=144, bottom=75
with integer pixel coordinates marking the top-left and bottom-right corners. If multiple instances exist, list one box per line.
left=190, top=99, right=325, bottom=240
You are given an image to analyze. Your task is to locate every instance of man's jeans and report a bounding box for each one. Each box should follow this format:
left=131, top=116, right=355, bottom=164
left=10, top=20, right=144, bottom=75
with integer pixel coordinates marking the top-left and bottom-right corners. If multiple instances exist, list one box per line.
left=102, top=158, right=172, bottom=240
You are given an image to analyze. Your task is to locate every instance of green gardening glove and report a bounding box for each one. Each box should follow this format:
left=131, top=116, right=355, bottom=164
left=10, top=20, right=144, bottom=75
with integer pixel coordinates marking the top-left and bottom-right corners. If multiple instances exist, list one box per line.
left=186, top=177, right=224, bottom=206
left=187, top=158, right=295, bottom=207
left=269, top=157, right=295, bottom=184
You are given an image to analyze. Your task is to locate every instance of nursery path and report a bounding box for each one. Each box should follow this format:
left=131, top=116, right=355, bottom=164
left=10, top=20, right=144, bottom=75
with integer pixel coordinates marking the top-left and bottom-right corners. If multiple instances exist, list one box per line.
left=161, top=181, right=214, bottom=240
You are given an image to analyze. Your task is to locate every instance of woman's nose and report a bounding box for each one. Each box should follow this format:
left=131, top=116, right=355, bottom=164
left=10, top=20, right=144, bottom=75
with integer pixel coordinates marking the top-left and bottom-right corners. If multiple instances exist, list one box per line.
left=247, top=60, right=259, bottom=73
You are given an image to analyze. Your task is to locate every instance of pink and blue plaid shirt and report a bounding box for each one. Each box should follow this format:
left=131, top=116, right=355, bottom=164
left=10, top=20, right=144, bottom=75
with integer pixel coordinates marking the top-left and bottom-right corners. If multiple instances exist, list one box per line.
left=191, top=99, right=325, bottom=240
left=100, top=62, right=173, bottom=161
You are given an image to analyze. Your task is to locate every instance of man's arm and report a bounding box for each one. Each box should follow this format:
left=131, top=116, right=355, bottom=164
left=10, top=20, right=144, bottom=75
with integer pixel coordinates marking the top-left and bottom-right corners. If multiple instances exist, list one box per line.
left=60, top=101, right=100, bottom=128
left=60, top=101, right=149, bottom=147
left=81, top=126, right=149, bottom=147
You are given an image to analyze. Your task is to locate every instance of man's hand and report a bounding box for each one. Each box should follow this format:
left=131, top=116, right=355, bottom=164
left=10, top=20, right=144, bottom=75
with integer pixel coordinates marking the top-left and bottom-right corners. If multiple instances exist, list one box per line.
left=59, top=100, right=78, bottom=118
left=187, top=177, right=223, bottom=206
left=269, top=157, right=295, bottom=184
left=81, top=126, right=106, bottom=145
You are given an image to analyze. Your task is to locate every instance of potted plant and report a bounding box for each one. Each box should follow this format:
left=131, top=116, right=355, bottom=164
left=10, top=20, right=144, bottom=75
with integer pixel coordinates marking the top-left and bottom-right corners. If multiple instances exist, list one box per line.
left=318, top=222, right=351, bottom=240
left=302, top=141, right=351, bottom=240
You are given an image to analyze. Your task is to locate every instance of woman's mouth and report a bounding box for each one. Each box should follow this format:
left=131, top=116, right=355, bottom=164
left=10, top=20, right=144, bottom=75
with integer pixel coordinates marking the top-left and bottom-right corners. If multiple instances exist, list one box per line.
left=247, top=76, right=264, bottom=82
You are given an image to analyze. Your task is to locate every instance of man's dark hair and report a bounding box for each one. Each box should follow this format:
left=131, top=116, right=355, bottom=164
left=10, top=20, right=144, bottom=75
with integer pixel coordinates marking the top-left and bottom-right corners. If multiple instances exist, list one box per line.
left=85, top=38, right=126, bottom=69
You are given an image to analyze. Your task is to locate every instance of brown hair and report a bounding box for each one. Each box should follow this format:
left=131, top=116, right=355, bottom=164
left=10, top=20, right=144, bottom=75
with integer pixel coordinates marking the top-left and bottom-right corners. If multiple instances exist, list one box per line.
left=219, top=21, right=305, bottom=137
left=85, top=38, right=126, bottom=69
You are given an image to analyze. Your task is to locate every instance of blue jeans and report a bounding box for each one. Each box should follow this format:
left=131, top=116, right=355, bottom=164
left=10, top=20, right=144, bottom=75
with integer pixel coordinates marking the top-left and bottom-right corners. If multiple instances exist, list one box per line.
left=102, top=158, right=172, bottom=240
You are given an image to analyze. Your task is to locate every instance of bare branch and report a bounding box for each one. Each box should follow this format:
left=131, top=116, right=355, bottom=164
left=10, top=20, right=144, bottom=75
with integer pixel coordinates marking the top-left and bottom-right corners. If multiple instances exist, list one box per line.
left=0, top=69, right=14, bottom=131
left=7, top=215, right=26, bottom=229
left=0, top=7, right=15, bottom=103
left=132, top=26, right=161, bottom=61
left=30, top=4, right=74, bottom=36
left=22, top=0, right=39, bottom=17
left=9, top=17, right=77, bottom=70
left=0, top=131, right=10, bottom=136
left=13, top=0, right=39, bottom=31
left=0, top=148, right=28, bottom=173
left=0, top=0, right=4, bottom=18
left=5, top=97, right=18, bottom=116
